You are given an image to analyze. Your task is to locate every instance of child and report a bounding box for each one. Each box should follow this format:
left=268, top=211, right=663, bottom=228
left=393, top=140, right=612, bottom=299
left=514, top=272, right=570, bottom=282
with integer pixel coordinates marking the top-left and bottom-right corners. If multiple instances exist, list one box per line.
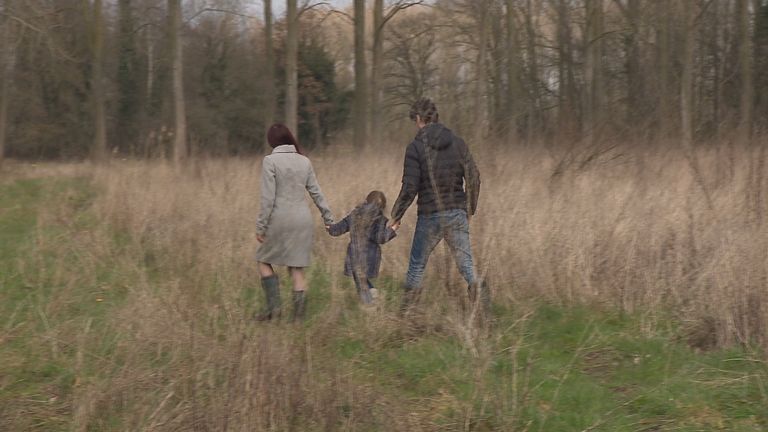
left=327, top=191, right=399, bottom=304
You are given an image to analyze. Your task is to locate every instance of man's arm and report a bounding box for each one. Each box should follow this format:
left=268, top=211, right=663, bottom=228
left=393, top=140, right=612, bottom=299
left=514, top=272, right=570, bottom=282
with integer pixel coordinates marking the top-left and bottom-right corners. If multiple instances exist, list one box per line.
left=457, top=137, right=481, bottom=216
left=391, top=142, right=421, bottom=223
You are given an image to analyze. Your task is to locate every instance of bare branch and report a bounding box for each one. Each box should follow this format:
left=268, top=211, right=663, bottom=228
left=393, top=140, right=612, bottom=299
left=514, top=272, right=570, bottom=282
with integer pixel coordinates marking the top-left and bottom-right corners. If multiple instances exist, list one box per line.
left=319, top=8, right=353, bottom=24
left=379, top=1, right=424, bottom=32
left=298, top=1, right=329, bottom=19
left=185, top=8, right=256, bottom=23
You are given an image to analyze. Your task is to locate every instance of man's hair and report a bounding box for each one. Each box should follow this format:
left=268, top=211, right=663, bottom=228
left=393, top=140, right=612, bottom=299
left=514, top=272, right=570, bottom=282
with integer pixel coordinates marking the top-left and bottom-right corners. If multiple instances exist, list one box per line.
left=409, top=98, right=439, bottom=124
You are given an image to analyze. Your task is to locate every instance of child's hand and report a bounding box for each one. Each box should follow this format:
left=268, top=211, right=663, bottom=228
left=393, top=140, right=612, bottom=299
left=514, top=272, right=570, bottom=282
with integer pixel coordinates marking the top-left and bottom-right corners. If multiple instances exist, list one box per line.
left=390, top=220, right=401, bottom=231
left=325, top=225, right=331, bottom=233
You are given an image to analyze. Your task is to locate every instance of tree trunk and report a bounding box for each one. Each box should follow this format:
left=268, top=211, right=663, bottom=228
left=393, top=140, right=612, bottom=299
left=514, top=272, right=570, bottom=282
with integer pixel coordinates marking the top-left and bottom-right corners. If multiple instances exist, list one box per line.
left=285, top=0, right=298, bottom=133
left=738, top=0, right=753, bottom=142
left=524, top=0, right=541, bottom=139
left=657, top=0, right=672, bottom=138
left=585, top=0, right=604, bottom=141
left=506, top=0, right=520, bottom=141
left=681, top=0, right=714, bottom=209
left=263, top=0, right=275, bottom=146
left=0, top=22, right=14, bottom=165
left=354, top=0, right=367, bottom=146
left=370, top=0, right=383, bottom=147
left=756, top=1, right=768, bottom=130
left=624, top=0, right=642, bottom=128
left=168, top=0, right=187, bottom=163
left=117, top=0, right=139, bottom=155
left=91, top=0, right=107, bottom=161
left=556, top=0, right=576, bottom=136
left=146, top=25, right=154, bottom=110
left=681, top=0, right=695, bottom=148
left=474, top=0, right=489, bottom=143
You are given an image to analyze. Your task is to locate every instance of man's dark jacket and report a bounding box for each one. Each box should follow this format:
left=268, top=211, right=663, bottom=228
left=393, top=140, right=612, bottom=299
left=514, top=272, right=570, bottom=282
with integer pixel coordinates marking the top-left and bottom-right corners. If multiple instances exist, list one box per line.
left=391, top=123, right=480, bottom=222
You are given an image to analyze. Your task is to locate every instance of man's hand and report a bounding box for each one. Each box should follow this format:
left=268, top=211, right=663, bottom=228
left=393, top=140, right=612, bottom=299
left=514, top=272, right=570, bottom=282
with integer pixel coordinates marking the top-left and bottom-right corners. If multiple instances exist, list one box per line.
left=256, top=234, right=266, bottom=243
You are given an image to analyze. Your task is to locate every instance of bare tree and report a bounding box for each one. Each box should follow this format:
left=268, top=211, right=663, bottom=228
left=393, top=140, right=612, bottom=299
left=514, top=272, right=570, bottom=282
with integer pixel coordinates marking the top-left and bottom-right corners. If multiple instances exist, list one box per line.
left=372, top=0, right=384, bottom=144
left=168, top=0, right=187, bottom=163
left=523, top=0, right=543, bottom=139
left=0, top=14, right=18, bottom=165
left=613, top=0, right=643, bottom=126
left=739, top=0, right=754, bottom=141
left=263, top=0, right=275, bottom=145
left=91, top=0, right=108, bottom=161
left=354, top=0, right=367, bottom=145
left=370, top=0, right=423, bottom=145
left=505, top=0, right=522, bottom=141
left=584, top=0, right=604, bottom=141
left=384, top=17, right=437, bottom=108
left=474, top=0, right=490, bottom=142
left=555, top=0, right=578, bottom=136
left=656, top=0, right=673, bottom=138
left=285, top=0, right=298, bottom=133
left=681, top=0, right=695, bottom=148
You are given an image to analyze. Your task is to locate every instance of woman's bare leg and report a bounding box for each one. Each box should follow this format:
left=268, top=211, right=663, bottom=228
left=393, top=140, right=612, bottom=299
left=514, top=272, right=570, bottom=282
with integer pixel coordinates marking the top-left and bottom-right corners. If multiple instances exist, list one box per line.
left=288, top=267, right=307, bottom=291
left=258, top=262, right=275, bottom=278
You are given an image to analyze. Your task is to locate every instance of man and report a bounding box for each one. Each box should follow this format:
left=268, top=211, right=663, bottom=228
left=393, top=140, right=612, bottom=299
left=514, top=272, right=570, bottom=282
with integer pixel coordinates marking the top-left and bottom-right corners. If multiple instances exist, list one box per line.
left=390, top=97, right=488, bottom=315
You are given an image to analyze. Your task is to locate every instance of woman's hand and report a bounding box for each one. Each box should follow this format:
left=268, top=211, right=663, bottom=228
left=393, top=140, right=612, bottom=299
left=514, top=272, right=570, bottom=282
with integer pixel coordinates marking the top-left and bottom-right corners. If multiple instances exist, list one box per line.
left=256, top=234, right=266, bottom=243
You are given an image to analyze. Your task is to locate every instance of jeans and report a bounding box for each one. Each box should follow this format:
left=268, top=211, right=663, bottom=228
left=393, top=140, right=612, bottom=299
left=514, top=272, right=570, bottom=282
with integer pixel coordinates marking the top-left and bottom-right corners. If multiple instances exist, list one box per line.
left=404, top=209, right=476, bottom=290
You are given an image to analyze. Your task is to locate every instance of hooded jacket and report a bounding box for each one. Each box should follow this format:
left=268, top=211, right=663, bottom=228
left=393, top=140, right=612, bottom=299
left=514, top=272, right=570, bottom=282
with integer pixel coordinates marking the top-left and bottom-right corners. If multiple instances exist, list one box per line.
left=391, top=123, right=480, bottom=221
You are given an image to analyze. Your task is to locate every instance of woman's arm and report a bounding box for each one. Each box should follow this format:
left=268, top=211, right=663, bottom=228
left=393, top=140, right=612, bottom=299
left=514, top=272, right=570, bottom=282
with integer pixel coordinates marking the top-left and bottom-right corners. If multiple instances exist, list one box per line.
left=255, top=157, right=277, bottom=237
left=306, top=162, right=335, bottom=225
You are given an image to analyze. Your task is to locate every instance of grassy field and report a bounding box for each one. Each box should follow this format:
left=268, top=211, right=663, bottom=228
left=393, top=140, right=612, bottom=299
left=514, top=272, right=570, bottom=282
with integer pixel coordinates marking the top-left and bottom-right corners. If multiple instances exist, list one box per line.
left=1, top=146, right=768, bottom=430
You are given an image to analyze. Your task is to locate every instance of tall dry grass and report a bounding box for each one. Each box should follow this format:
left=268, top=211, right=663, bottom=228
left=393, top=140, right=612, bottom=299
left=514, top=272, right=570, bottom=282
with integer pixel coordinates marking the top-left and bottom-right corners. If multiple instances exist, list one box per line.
left=4, top=140, right=767, bottom=430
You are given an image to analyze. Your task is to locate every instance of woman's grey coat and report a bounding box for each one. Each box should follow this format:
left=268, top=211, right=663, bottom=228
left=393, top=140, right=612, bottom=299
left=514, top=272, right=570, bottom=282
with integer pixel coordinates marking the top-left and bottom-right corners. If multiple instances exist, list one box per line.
left=255, top=145, right=334, bottom=267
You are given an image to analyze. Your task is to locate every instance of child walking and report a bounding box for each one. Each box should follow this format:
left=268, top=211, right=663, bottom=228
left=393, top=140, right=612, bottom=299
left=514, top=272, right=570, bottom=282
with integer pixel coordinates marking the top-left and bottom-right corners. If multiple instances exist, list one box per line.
left=327, top=191, right=399, bottom=304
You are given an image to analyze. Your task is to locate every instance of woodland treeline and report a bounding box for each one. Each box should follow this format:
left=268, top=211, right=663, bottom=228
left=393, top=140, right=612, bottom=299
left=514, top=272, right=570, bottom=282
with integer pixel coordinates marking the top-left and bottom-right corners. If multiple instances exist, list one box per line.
left=0, top=0, right=766, bottom=161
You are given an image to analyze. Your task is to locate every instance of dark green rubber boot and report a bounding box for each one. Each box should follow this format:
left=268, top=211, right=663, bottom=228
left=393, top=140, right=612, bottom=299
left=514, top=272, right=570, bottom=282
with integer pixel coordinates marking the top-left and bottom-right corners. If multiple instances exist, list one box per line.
left=255, top=275, right=281, bottom=321
left=291, top=291, right=306, bottom=322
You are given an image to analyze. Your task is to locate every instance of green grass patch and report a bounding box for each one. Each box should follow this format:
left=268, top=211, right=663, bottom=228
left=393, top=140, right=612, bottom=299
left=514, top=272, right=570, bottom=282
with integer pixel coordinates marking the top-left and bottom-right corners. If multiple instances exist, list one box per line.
left=2, top=175, right=767, bottom=431
left=330, top=303, right=768, bottom=431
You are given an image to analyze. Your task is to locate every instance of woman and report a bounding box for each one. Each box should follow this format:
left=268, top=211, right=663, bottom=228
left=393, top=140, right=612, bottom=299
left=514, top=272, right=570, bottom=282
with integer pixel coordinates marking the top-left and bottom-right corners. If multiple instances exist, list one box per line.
left=255, top=124, right=334, bottom=321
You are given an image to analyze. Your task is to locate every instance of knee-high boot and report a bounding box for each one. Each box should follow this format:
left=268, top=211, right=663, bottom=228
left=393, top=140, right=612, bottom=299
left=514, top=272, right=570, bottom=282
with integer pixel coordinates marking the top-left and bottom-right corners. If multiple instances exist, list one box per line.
left=255, top=275, right=281, bottom=321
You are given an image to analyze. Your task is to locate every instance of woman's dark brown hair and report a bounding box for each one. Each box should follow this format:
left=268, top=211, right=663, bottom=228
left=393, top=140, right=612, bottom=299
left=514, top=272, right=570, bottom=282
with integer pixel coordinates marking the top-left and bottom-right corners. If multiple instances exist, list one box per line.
left=267, top=123, right=304, bottom=155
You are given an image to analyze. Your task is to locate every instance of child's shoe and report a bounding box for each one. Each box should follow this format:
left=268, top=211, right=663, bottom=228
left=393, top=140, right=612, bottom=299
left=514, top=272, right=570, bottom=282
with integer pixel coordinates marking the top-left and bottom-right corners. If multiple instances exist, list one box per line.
left=369, top=288, right=379, bottom=301
left=359, top=288, right=373, bottom=305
